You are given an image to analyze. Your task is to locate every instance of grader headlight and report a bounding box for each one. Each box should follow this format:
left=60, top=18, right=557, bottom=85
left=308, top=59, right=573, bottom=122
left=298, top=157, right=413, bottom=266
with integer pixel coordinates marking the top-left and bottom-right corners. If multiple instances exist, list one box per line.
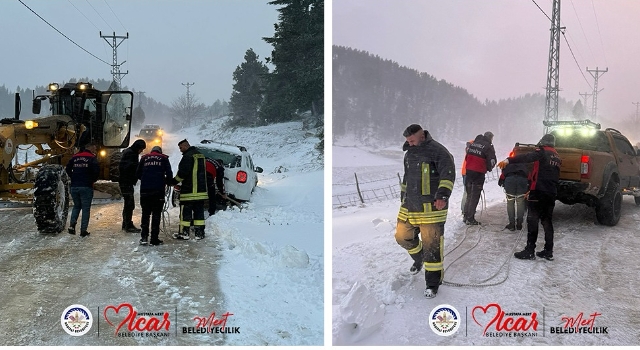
left=78, top=82, right=93, bottom=90
left=99, top=150, right=107, bottom=157
left=47, top=83, right=59, bottom=92
left=25, top=120, right=39, bottom=129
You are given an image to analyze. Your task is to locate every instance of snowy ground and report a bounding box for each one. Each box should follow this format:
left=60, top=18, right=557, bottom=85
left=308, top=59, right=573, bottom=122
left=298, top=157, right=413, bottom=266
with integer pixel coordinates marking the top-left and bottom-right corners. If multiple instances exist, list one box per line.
left=332, top=143, right=640, bottom=346
left=0, top=117, right=323, bottom=346
left=161, top=118, right=324, bottom=345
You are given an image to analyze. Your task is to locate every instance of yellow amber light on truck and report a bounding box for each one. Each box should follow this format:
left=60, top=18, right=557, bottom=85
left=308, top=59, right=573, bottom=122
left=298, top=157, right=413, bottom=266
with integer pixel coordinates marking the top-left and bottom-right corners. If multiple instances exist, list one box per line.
left=25, top=121, right=39, bottom=129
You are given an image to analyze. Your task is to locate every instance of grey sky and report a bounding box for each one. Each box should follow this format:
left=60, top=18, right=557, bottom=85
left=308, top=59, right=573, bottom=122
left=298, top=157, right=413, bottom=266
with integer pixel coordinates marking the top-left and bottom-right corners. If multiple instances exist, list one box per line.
left=333, top=0, right=640, bottom=124
left=2, top=0, right=278, bottom=106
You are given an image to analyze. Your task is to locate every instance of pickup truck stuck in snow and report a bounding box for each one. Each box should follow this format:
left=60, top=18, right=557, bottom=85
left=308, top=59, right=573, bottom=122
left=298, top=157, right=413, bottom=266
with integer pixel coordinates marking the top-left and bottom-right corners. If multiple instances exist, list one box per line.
left=511, top=120, right=640, bottom=226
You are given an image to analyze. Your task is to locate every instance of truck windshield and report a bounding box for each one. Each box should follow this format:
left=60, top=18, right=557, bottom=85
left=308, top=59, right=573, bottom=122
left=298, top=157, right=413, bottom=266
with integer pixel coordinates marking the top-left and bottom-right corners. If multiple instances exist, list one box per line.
left=551, top=130, right=610, bottom=152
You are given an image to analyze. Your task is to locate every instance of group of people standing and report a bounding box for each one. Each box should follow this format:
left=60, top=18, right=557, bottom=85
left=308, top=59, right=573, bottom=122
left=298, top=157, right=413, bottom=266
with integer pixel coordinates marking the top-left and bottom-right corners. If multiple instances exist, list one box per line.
left=395, top=124, right=561, bottom=299
left=64, top=138, right=227, bottom=245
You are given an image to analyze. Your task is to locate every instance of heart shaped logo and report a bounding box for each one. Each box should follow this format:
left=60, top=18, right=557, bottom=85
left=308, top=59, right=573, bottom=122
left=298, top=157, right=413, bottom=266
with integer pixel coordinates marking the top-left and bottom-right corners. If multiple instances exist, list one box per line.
left=103, top=303, right=135, bottom=335
left=471, top=303, right=502, bottom=335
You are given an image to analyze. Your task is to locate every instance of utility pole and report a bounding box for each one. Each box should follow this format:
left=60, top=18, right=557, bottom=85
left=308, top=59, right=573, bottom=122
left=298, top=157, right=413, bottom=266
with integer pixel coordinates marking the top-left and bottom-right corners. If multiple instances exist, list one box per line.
left=182, top=82, right=195, bottom=127
left=100, top=31, right=129, bottom=90
left=579, top=92, right=592, bottom=118
left=136, top=91, right=146, bottom=108
left=544, top=0, right=564, bottom=134
left=587, top=67, right=608, bottom=121
left=633, top=102, right=640, bottom=137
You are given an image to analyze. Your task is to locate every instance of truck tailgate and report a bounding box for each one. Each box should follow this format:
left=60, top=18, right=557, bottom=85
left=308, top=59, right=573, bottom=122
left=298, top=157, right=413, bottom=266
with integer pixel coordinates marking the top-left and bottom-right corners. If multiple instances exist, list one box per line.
left=556, top=148, right=583, bottom=181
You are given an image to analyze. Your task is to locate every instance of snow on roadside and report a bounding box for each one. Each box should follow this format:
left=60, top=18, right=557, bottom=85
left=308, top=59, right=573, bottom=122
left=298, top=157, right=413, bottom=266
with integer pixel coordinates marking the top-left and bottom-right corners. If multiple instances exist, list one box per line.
left=163, top=117, right=324, bottom=345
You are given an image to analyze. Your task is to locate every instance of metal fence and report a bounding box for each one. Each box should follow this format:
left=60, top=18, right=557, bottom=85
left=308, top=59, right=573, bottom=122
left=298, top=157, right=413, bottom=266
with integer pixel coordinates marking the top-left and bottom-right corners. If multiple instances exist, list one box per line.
left=332, top=173, right=402, bottom=208
left=332, top=168, right=501, bottom=209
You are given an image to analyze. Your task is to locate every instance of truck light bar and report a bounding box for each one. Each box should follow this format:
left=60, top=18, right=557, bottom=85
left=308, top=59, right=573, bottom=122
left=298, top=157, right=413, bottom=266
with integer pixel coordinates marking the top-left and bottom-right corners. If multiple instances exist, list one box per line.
left=543, top=119, right=601, bottom=130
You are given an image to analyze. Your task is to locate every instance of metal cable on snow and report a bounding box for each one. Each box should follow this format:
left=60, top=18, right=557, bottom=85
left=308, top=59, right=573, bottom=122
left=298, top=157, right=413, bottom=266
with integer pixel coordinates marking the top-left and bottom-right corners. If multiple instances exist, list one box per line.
left=442, top=193, right=525, bottom=288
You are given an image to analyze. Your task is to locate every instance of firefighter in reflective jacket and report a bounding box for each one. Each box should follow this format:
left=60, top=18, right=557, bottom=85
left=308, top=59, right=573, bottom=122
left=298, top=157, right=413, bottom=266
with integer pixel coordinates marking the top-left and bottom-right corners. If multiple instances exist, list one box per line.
left=172, top=139, right=208, bottom=240
left=396, top=124, right=455, bottom=299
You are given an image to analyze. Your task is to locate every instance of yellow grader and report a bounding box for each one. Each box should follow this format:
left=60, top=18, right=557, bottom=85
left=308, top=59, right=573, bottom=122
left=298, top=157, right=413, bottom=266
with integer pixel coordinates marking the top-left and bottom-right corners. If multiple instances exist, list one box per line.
left=0, top=82, right=134, bottom=233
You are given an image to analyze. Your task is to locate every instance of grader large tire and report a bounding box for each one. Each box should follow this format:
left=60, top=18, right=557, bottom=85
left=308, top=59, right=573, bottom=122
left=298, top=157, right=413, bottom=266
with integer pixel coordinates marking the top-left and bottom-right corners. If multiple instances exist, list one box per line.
left=33, top=164, right=70, bottom=233
left=595, top=178, right=622, bottom=226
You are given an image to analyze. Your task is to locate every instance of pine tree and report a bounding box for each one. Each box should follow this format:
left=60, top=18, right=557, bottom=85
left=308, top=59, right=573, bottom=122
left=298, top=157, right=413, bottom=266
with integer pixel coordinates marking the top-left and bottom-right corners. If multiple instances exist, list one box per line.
left=132, top=106, right=146, bottom=130
left=229, top=49, right=269, bottom=127
left=261, top=0, right=324, bottom=122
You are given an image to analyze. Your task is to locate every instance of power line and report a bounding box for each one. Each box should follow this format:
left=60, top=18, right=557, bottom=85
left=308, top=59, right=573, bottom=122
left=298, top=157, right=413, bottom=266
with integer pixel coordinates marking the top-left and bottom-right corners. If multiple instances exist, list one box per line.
left=590, top=0, right=608, bottom=66
left=17, top=0, right=110, bottom=66
left=569, top=0, right=596, bottom=64
left=103, top=0, right=127, bottom=32
left=536, top=0, right=593, bottom=94
left=66, top=0, right=100, bottom=31
left=84, top=0, right=114, bottom=32
left=561, top=33, right=593, bottom=90
left=531, top=0, right=551, bottom=21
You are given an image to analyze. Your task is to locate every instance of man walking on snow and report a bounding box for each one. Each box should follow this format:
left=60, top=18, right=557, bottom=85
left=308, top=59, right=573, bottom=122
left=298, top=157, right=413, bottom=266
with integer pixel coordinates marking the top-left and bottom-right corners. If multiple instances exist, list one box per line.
left=395, top=124, right=455, bottom=299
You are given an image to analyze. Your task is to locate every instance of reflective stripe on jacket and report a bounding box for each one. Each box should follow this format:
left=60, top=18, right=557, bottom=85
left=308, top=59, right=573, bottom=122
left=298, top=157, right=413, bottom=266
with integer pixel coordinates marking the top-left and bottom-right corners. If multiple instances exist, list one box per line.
left=398, top=131, right=456, bottom=225
left=175, top=146, right=208, bottom=201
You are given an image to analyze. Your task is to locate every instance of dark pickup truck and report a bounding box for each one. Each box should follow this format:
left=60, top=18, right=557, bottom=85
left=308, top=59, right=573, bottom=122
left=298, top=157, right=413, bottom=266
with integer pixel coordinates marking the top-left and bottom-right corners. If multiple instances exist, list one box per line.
left=512, top=120, right=640, bottom=226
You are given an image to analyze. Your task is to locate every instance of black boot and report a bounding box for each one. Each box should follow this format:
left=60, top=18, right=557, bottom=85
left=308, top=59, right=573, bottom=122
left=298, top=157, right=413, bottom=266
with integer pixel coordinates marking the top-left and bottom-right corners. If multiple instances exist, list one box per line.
left=125, top=222, right=142, bottom=233
left=514, top=245, right=535, bottom=260
left=194, top=226, right=205, bottom=240
left=516, top=219, right=523, bottom=230
left=505, top=222, right=516, bottom=231
left=536, top=250, right=554, bottom=261
left=173, top=227, right=191, bottom=240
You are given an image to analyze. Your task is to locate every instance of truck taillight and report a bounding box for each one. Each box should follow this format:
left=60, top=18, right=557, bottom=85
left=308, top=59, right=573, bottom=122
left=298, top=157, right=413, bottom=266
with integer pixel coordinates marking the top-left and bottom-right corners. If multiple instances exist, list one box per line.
left=236, top=171, right=247, bottom=183
left=581, top=155, right=590, bottom=178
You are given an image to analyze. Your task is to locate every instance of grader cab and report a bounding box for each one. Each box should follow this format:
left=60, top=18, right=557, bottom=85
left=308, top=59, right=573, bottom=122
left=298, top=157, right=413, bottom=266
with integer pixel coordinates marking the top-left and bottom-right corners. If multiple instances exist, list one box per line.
left=0, top=82, right=134, bottom=232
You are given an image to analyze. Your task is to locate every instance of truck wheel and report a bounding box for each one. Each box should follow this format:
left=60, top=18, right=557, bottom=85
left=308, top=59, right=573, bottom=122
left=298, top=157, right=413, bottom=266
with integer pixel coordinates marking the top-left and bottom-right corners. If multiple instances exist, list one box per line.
left=595, top=179, right=622, bottom=226
left=33, top=164, right=70, bottom=233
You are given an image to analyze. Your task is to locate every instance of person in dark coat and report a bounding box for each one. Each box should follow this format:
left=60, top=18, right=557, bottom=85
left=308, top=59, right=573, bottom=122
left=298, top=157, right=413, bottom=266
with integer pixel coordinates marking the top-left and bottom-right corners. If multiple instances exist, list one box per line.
left=205, top=157, right=227, bottom=216
left=119, top=139, right=146, bottom=233
left=498, top=134, right=561, bottom=261
left=172, top=139, right=208, bottom=240
left=136, top=146, right=173, bottom=246
left=395, top=124, right=455, bottom=299
left=65, top=142, right=100, bottom=237
left=463, top=131, right=497, bottom=225
left=498, top=161, right=529, bottom=231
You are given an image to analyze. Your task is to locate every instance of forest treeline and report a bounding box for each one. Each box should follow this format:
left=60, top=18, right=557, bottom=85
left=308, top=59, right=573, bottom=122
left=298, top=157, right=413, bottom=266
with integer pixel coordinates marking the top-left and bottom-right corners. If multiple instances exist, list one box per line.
left=332, top=45, right=581, bottom=148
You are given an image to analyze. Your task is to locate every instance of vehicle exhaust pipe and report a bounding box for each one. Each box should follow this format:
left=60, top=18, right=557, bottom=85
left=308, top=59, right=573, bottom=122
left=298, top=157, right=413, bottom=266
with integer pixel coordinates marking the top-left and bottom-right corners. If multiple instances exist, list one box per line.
left=14, top=93, right=20, bottom=120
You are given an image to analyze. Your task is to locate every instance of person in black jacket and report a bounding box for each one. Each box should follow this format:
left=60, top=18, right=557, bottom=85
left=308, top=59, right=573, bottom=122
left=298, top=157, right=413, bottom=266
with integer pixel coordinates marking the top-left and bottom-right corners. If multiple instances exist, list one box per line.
left=172, top=139, right=208, bottom=240
left=65, top=143, right=100, bottom=237
left=498, top=162, right=529, bottom=231
left=463, top=131, right=497, bottom=225
left=396, top=124, right=455, bottom=299
left=498, top=134, right=562, bottom=261
left=136, top=146, right=173, bottom=246
left=119, top=139, right=146, bottom=233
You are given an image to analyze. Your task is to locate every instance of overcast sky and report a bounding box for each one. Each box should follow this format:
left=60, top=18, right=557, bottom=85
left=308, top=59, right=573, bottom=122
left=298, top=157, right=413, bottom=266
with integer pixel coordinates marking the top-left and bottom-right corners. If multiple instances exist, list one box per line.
left=333, top=0, right=640, bottom=124
left=2, top=0, right=278, bottom=106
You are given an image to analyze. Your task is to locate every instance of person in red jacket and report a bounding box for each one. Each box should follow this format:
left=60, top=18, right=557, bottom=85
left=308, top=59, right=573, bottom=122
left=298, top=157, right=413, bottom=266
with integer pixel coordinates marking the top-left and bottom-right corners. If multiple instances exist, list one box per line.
left=460, top=139, right=473, bottom=218
left=205, top=158, right=227, bottom=216
left=463, top=131, right=496, bottom=225
left=498, top=134, right=561, bottom=261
